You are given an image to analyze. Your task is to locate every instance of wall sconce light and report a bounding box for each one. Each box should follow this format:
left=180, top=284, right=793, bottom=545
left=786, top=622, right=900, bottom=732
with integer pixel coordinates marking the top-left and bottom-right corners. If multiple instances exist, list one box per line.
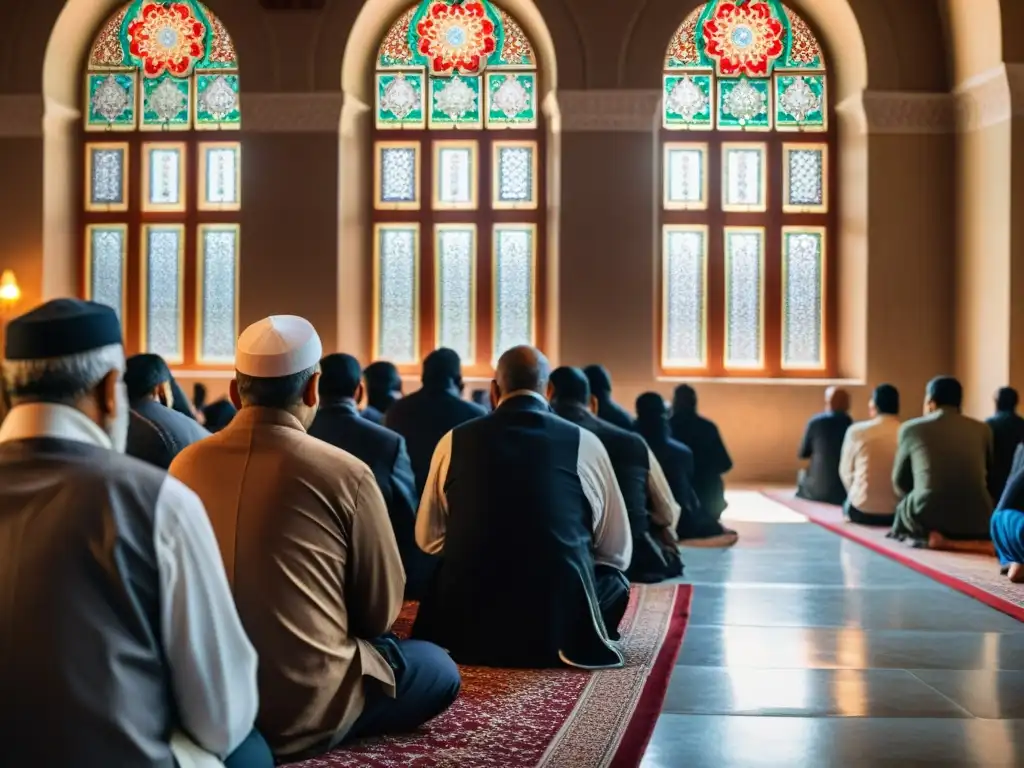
left=0, top=270, right=20, bottom=308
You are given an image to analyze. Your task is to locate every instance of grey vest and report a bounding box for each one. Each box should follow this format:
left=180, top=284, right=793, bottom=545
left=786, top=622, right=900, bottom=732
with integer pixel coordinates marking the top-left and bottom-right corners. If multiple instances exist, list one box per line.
left=0, top=437, right=174, bottom=767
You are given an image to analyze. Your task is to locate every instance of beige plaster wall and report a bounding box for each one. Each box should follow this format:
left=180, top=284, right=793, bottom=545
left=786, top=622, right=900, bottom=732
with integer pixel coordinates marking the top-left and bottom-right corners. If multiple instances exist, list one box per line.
left=0, top=0, right=983, bottom=483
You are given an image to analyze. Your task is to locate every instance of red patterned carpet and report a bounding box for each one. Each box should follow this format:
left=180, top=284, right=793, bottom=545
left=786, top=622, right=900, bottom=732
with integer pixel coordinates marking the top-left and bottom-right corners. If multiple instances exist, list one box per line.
left=286, top=583, right=692, bottom=768
left=764, top=489, right=1024, bottom=622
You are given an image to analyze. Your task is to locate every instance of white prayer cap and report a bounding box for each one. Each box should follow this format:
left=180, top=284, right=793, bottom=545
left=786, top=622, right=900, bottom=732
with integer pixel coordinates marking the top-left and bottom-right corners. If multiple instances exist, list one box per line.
left=235, top=315, right=323, bottom=378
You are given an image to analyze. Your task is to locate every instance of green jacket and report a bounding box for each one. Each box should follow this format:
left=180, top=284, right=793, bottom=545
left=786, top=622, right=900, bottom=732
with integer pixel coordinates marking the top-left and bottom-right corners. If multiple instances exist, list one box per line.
left=892, top=408, right=993, bottom=538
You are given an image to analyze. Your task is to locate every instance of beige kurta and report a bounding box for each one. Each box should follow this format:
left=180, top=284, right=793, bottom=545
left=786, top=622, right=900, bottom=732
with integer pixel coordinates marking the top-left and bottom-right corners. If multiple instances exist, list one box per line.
left=170, top=406, right=406, bottom=759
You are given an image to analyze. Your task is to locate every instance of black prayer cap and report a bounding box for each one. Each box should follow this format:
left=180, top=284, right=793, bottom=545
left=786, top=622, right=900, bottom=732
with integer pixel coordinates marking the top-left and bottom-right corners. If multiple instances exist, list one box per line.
left=124, top=354, right=172, bottom=401
left=4, top=299, right=122, bottom=361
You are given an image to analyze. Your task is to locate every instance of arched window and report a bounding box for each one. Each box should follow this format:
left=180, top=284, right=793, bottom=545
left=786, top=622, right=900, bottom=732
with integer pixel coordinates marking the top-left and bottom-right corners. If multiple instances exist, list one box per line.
left=82, top=0, right=241, bottom=368
left=660, top=0, right=833, bottom=377
left=373, top=1, right=543, bottom=373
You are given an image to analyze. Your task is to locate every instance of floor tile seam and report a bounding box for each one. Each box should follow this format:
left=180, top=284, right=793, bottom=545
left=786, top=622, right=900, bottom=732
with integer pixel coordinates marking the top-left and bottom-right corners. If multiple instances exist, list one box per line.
left=656, top=710, right=974, bottom=720
left=903, top=670, right=979, bottom=719
left=681, top=622, right=1024, bottom=632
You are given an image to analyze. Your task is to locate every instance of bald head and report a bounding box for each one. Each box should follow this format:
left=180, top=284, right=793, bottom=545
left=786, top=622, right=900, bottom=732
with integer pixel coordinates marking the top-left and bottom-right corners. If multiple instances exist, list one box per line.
left=494, top=345, right=550, bottom=400
left=826, top=386, right=850, bottom=414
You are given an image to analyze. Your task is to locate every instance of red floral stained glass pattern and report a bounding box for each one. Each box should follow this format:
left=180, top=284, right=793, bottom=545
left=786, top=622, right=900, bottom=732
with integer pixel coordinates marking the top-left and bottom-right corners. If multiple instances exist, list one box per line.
left=127, top=2, right=207, bottom=78
left=783, top=4, right=822, bottom=65
left=379, top=6, right=416, bottom=65
left=416, top=1, right=496, bottom=76
left=702, top=1, right=784, bottom=77
left=90, top=5, right=130, bottom=67
left=665, top=7, right=702, bottom=67
left=498, top=10, right=535, bottom=65
left=205, top=10, right=238, bottom=65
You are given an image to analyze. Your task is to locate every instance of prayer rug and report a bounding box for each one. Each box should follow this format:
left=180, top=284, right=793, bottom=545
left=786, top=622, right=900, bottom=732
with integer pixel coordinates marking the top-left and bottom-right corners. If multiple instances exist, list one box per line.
left=764, top=489, right=1024, bottom=622
left=285, top=583, right=692, bottom=768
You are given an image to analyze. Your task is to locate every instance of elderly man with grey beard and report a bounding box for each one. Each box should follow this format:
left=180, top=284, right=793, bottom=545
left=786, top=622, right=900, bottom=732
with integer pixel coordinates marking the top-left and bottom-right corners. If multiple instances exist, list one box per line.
left=0, top=299, right=269, bottom=768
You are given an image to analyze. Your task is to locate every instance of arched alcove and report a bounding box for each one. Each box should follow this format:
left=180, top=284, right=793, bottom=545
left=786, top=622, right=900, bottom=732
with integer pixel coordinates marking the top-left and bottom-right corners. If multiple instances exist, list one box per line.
left=338, top=0, right=561, bottom=366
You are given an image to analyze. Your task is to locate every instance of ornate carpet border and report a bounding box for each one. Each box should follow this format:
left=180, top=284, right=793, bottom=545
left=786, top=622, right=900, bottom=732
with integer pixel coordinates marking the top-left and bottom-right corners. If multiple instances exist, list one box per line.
left=764, top=490, right=1024, bottom=623
left=538, top=584, right=693, bottom=768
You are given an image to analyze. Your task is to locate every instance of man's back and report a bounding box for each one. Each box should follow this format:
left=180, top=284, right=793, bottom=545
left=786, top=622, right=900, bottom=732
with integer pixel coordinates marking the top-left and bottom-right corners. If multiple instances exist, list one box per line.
left=841, top=415, right=901, bottom=515
left=128, top=398, right=210, bottom=469
left=799, top=411, right=853, bottom=504
left=0, top=437, right=174, bottom=766
left=896, top=410, right=993, bottom=536
left=170, top=406, right=404, bottom=759
left=669, top=412, right=732, bottom=519
left=384, top=387, right=486, bottom=493
left=413, top=396, right=622, bottom=668
left=986, top=411, right=1024, bottom=500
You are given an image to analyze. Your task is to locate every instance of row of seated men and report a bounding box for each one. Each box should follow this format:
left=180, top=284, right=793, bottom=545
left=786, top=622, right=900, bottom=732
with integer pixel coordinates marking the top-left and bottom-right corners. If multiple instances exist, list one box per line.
left=0, top=299, right=734, bottom=767
left=795, top=381, right=1024, bottom=583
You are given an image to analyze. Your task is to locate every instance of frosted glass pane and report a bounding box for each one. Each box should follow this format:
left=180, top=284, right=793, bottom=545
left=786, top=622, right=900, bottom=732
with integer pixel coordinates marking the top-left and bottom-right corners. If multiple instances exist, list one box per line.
left=88, top=227, right=124, bottom=320
left=147, top=148, right=181, bottom=207
left=436, top=146, right=474, bottom=207
left=725, top=229, right=763, bottom=368
left=204, top=146, right=239, bottom=206
left=200, top=228, right=238, bottom=363
left=493, top=226, right=534, bottom=358
left=663, top=228, right=705, bottom=367
left=784, top=231, right=824, bottom=367
left=380, top=146, right=417, bottom=204
left=145, top=228, right=182, bottom=359
left=496, top=145, right=534, bottom=206
left=436, top=227, right=475, bottom=362
left=787, top=148, right=824, bottom=208
left=665, top=147, right=704, bottom=208
left=377, top=227, right=418, bottom=363
left=89, top=148, right=124, bottom=206
left=724, top=146, right=764, bottom=210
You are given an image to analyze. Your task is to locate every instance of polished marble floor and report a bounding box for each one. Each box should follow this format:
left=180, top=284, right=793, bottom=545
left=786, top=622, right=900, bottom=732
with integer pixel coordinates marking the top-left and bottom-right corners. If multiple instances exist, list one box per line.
left=642, top=492, right=1024, bottom=768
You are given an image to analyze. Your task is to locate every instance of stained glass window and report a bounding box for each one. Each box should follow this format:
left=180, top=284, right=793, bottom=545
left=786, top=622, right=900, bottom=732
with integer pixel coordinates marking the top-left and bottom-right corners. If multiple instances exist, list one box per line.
left=660, top=0, right=832, bottom=376
left=374, top=1, right=543, bottom=373
left=82, top=1, right=242, bottom=367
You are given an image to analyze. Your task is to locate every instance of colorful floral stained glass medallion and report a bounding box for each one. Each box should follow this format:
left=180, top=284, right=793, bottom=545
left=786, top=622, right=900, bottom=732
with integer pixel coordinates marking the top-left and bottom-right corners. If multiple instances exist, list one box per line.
left=414, top=1, right=498, bottom=76
left=127, top=2, right=207, bottom=78
left=702, top=1, right=784, bottom=77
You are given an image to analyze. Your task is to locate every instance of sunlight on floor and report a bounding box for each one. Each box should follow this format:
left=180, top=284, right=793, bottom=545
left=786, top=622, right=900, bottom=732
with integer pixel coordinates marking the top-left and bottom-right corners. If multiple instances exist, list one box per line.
left=722, top=490, right=807, bottom=524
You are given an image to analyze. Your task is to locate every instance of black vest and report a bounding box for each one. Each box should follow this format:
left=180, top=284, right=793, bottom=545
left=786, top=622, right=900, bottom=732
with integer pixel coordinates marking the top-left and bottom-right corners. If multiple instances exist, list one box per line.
left=0, top=438, right=173, bottom=766
left=413, top=395, right=621, bottom=668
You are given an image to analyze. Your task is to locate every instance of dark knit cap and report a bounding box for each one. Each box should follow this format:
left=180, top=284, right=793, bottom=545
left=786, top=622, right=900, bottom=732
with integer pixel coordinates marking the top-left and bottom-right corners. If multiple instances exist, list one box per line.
left=4, top=299, right=122, bottom=361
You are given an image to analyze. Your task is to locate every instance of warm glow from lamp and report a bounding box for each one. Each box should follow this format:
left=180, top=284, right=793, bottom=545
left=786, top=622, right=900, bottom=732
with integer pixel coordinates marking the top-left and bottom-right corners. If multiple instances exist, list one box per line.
left=0, top=270, right=20, bottom=305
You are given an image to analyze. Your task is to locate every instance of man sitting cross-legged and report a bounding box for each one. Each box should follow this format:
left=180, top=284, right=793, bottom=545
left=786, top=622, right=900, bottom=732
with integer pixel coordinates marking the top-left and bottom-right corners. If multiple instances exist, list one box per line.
left=171, top=316, right=459, bottom=762
left=839, top=384, right=902, bottom=527
left=548, top=366, right=682, bottom=583
left=413, top=346, right=633, bottom=669
left=891, top=376, right=994, bottom=552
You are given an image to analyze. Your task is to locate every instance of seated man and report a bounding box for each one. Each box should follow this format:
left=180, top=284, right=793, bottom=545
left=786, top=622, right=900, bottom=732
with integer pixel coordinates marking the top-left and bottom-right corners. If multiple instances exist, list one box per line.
left=891, top=376, right=994, bottom=550
left=839, top=384, right=902, bottom=526
left=549, top=366, right=683, bottom=582
left=413, top=346, right=632, bottom=669
left=796, top=387, right=853, bottom=504
left=583, top=364, right=635, bottom=431
left=635, top=393, right=738, bottom=547
left=0, top=299, right=268, bottom=767
left=309, top=353, right=436, bottom=599
left=669, top=384, right=732, bottom=520
left=992, top=444, right=1024, bottom=582
left=171, top=316, right=459, bottom=762
left=385, top=348, right=486, bottom=494
left=362, top=360, right=403, bottom=425
left=125, top=353, right=210, bottom=469
left=986, top=387, right=1024, bottom=502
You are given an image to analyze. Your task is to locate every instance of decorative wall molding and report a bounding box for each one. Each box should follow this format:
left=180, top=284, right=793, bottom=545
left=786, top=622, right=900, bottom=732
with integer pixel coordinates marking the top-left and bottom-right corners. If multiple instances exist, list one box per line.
left=558, top=89, right=660, bottom=133
left=857, top=90, right=957, bottom=135
left=955, top=66, right=1013, bottom=133
left=242, top=92, right=343, bottom=133
left=0, top=95, right=43, bottom=138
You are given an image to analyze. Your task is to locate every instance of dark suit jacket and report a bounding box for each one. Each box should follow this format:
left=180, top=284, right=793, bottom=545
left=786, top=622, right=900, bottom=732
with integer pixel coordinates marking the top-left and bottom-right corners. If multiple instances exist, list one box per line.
left=596, top=397, right=635, bottom=432
left=308, top=399, right=434, bottom=599
left=797, top=411, right=853, bottom=504
left=669, top=412, right=732, bottom=520
left=126, top=398, right=210, bottom=470
left=361, top=405, right=385, bottom=425
left=384, top=386, right=487, bottom=495
left=986, top=411, right=1024, bottom=502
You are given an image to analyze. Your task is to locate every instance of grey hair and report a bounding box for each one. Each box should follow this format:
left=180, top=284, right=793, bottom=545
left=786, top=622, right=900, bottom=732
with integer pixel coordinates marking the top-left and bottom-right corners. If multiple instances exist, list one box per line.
left=3, top=344, right=125, bottom=402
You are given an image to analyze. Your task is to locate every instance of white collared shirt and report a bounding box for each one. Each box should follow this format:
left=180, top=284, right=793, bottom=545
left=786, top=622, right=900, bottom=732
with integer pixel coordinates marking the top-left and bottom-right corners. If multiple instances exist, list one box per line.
left=0, top=403, right=259, bottom=758
left=839, top=414, right=902, bottom=515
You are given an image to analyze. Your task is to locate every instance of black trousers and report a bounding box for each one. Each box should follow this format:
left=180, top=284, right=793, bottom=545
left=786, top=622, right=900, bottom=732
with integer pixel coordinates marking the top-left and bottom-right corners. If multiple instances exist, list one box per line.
left=843, top=500, right=896, bottom=527
left=595, top=564, right=631, bottom=640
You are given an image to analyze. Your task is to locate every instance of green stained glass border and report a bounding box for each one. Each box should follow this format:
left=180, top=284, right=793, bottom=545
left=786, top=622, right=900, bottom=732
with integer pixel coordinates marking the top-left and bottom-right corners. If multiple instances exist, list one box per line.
left=376, top=72, right=426, bottom=129
left=485, top=73, right=536, bottom=128
left=195, top=73, right=241, bottom=127
left=717, top=77, right=772, bottom=131
left=85, top=72, right=137, bottom=130
left=429, top=75, right=483, bottom=129
left=663, top=74, right=713, bottom=130
left=140, top=74, right=191, bottom=130
left=775, top=74, right=827, bottom=131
